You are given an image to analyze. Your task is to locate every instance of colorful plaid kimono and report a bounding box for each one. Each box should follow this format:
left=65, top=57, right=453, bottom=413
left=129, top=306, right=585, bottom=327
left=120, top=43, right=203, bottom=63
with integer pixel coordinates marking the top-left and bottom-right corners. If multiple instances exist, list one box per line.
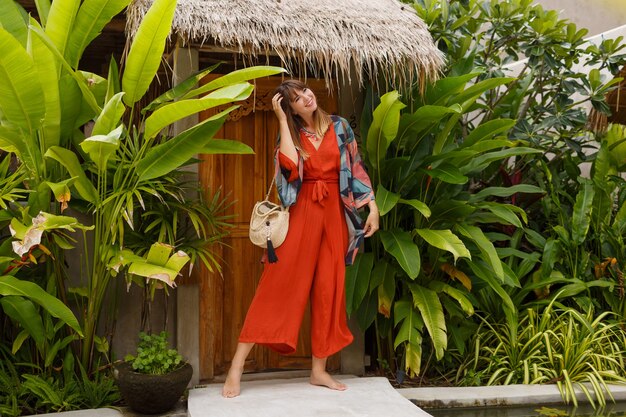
left=275, top=115, right=375, bottom=265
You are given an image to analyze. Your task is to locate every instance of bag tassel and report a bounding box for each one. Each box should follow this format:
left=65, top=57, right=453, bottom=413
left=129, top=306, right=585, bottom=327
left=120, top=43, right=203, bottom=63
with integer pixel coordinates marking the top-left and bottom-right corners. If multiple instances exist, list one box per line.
left=266, top=221, right=278, bottom=263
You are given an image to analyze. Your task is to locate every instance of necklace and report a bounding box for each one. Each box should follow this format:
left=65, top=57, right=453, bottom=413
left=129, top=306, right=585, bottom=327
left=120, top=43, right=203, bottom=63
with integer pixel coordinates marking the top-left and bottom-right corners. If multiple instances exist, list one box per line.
left=301, top=126, right=321, bottom=142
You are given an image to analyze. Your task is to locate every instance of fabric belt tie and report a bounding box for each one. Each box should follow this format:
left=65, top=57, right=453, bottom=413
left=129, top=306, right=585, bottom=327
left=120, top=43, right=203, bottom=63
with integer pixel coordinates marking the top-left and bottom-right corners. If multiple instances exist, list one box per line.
left=304, top=178, right=338, bottom=206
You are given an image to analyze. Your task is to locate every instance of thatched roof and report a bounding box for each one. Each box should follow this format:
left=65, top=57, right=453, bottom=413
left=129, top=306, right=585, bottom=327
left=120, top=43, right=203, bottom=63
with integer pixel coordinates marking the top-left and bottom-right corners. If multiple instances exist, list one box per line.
left=126, top=0, right=444, bottom=87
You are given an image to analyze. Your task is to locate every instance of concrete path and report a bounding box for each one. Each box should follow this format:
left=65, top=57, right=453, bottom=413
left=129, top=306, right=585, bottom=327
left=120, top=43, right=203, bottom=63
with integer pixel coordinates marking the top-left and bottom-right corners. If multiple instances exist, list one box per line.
left=188, top=376, right=432, bottom=417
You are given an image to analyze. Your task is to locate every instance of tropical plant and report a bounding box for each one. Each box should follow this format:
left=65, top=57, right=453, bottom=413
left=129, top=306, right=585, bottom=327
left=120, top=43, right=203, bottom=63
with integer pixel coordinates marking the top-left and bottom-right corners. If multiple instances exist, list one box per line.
left=0, top=0, right=284, bottom=390
left=348, top=71, right=547, bottom=377
left=459, top=303, right=626, bottom=408
left=124, top=331, right=183, bottom=375
left=357, top=0, right=626, bottom=380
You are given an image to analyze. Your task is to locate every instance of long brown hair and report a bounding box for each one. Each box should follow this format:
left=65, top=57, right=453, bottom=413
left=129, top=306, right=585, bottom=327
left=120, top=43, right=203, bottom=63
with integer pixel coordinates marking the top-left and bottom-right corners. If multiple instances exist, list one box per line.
left=274, top=80, right=332, bottom=159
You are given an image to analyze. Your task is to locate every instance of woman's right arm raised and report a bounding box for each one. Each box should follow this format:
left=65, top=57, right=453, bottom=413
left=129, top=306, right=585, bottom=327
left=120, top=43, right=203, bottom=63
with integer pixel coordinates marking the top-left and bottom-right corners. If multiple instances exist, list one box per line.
left=272, top=93, right=298, bottom=164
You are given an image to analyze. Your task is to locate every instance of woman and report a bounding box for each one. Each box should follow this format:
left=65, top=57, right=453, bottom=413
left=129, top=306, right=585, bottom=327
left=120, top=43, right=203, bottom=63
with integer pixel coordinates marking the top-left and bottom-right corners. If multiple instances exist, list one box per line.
left=222, top=80, right=379, bottom=398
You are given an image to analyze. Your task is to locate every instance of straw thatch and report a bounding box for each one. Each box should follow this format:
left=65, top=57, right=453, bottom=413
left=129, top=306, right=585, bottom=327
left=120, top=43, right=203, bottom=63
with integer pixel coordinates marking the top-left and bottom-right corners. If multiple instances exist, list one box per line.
left=126, top=0, right=444, bottom=88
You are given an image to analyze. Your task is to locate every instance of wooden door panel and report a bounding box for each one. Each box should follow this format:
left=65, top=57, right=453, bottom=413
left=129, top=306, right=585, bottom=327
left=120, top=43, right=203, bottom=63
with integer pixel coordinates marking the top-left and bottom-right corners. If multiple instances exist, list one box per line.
left=198, top=77, right=339, bottom=379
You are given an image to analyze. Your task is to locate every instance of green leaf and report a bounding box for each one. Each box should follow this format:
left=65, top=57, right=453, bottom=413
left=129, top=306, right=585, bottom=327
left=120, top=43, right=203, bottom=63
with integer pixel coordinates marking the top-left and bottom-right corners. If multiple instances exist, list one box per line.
left=468, top=184, right=544, bottom=202
left=366, top=91, right=406, bottom=170
left=202, top=139, right=254, bottom=155
left=0, top=126, right=38, bottom=170
left=467, top=261, right=516, bottom=313
left=30, top=25, right=101, bottom=114
left=345, top=252, right=374, bottom=316
left=540, top=238, right=562, bottom=279
left=143, top=83, right=253, bottom=140
left=424, top=163, right=468, bottom=184
left=0, top=296, right=45, bottom=351
left=45, top=179, right=74, bottom=205
left=44, top=0, right=79, bottom=56
left=45, top=146, right=98, bottom=203
left=34, top=0, right=51, bottom=26
left=450, top=77, right=515, bottom=107
left=0, top=276, right=82, bottom=335
left=377, top=264, right=395, bottom=318
left=122, top=0, right=177, bottom=105
left=379, top=229, right=421, bottom=279
left=477, top=202, right=524, bottom=228
left=462, top=119, right=516, bottom=148
left=397, top=105, right=461, bottom=147
left=393, top=299, right=423, bottom=349
left=29, top=21, right=61, bottom=151
left=80, top=125, right=123, bottom=171
left=356, top=291, right=378, bottom=331
left=0, top=27, right=45, bottom=134
left=415, top=229, right=470, bottom=263
left=398, top=198, right=431, bottom=218
left=461, top=147, right=542, bottom=174
left=91, top=92, right=126, bottom=136
left=183, top=66, right=286, bottom=99
left=136, top=106, right=235, bottom=182
left=0, top=0, right=28, bottom=45
left=13, top=329, right=30, bottom=354
left=428, top=281, right=474, bottom=316
left=405, top=341, right=423, bottom=378
left=410, top=284, right=446, bottom=360
left=425, top=72, right=478, bottom=105
left=143, top=63, right=220, bottom=112
left=456, top=224, right=503, bottom=280
left=66, top=0, right=132, bottom=67
left=375, top=185, right=400, bottom=216
left=571, top=178, right=595, bottom=245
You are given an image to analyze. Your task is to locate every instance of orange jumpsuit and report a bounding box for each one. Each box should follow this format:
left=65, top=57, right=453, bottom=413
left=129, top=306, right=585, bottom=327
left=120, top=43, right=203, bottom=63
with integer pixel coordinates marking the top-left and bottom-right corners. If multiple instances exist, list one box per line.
left=239, top=124, right=353, bottom=358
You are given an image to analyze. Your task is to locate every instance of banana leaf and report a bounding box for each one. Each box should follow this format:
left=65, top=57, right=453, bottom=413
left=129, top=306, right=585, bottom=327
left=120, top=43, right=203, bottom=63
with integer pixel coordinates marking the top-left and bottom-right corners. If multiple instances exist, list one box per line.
left=0, top=296, right=45, bottom=352
left=0, top=27, right=45, bottom=135
left=143, top=83, right=253, bottom=140
left=379, top=228, right=421, bottom=279
left=410, top=284, right=446, bottom=360
left=0, top=275, right=82, bottom=335
left=44, top=0, right=80, bottom=56
left=122, top=0, right=177, bottom=105
left=415, top=228, right=471, bottom=263
left=0, top=0, right=28, bottom=45
left=366, top=91, right=405, bottom=171
left=136, top=106, right=235, bottom=182
left=67, top=0, right=132, bottom=67
left=345, top=252, right=374, bottom=316
left=183, top=66, right=286, bottom=99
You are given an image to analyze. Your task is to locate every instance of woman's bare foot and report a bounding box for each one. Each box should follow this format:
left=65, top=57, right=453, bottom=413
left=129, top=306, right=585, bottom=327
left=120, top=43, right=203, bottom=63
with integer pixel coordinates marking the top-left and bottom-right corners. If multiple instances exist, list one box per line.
left=310, top=370, right=347, bottom=391
left=222, top=366, right=243, bottom=398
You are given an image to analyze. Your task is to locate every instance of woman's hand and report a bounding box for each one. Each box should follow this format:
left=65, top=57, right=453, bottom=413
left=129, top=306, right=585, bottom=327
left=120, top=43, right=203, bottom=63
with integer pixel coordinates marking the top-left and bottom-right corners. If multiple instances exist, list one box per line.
left=364, top=201, right=380, bottom=238
left=272, top=93, right=287, bottom=122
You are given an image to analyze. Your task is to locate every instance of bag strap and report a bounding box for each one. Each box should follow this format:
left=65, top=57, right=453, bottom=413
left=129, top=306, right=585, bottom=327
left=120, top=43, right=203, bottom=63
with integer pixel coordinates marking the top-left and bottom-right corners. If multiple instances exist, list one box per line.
left=264, top=176, right=276, bottom=201
left=263, top=176, right=289, bottom=212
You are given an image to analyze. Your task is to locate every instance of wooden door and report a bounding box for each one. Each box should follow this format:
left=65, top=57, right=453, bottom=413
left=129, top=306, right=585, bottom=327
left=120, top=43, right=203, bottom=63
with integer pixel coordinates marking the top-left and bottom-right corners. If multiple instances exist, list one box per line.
left=197, top=77, right=339, bottom=380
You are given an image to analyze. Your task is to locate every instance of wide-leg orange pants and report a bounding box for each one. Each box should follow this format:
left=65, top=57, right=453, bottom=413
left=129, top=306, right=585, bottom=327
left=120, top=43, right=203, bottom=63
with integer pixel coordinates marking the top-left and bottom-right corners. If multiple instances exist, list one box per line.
left=239, top=129, right=353, bottom=358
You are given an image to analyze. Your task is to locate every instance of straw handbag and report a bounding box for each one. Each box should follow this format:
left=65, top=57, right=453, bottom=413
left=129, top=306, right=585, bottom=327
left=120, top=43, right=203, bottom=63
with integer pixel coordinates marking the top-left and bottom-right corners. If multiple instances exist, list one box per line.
left=249, top=178, right=289, bottom=263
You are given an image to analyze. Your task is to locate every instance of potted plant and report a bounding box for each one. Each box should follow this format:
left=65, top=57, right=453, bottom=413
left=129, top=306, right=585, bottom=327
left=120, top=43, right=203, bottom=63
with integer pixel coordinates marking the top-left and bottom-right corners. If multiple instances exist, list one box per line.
left=115, top=331, right=192, bottom=414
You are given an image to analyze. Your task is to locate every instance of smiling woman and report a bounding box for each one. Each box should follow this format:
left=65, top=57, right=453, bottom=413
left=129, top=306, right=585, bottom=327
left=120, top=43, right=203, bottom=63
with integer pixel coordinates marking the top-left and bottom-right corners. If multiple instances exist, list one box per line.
left=221, top=80, right=380, bottom=398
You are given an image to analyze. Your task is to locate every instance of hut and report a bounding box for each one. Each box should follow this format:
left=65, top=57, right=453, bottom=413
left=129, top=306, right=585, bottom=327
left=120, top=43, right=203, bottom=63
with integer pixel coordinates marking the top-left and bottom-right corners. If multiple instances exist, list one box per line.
left=121, top=0, right=444, bottom=384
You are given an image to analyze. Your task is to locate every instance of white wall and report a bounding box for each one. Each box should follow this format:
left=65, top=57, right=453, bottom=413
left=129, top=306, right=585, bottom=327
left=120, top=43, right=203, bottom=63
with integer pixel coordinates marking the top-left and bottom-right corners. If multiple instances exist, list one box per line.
left=535, top=0, right=626, bottom=35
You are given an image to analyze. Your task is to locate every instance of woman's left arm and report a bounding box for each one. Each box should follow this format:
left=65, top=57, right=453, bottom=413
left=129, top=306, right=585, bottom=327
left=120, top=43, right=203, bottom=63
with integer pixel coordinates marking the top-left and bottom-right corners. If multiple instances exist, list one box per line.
left=364, top=200, right=379, bottom=238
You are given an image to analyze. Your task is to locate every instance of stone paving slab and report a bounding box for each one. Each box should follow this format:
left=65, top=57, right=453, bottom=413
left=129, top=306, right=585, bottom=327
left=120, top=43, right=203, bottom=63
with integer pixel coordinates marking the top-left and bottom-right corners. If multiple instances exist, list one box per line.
left=398, top=384, right=626, bottom=408
left=188, top=376, right=432, bottom=417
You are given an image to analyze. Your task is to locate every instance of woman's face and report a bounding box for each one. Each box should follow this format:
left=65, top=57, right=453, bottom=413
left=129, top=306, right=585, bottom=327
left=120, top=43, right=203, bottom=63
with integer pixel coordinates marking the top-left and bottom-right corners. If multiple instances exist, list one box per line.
left=288, top=87, right=317, bottom=117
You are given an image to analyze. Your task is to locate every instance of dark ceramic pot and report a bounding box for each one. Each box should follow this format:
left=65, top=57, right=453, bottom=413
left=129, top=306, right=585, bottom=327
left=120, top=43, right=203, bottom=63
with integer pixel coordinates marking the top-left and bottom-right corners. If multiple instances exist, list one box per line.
left=114, top=361, right=193, bottom=415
